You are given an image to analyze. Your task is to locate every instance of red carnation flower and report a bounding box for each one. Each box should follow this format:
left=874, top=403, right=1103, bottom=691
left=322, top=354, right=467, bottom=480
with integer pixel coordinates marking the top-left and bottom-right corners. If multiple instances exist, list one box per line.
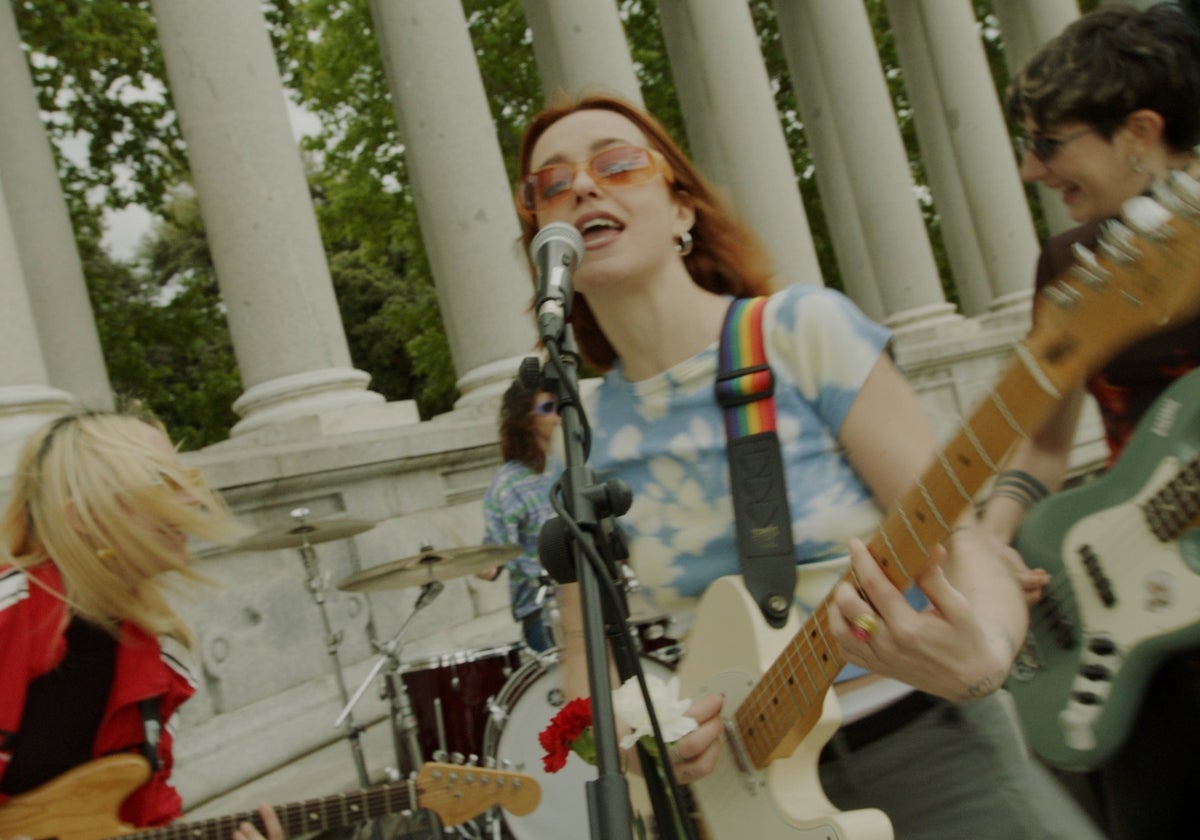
left=538, top=696, right=595, bottom=773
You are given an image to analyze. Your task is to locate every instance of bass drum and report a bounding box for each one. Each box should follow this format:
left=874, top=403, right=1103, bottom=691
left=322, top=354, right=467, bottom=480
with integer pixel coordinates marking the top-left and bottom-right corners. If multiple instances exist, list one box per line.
left=483, top=648, right=675, bottom=840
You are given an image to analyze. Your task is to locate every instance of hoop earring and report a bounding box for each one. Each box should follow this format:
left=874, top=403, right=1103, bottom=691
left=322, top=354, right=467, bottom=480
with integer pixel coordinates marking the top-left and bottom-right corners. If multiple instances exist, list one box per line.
left=1129, top=156, right=1145, bottom=174
left=675, top=230, right=694, bottom=257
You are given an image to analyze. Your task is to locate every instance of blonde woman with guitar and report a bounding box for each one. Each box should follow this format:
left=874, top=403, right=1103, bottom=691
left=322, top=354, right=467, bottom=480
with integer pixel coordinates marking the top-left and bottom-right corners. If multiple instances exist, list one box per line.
left=979, top=4, right=1200, bottom=838
left=0, top=410, right=283, bottom=839
left=513, top=94, right=1105, bottom=838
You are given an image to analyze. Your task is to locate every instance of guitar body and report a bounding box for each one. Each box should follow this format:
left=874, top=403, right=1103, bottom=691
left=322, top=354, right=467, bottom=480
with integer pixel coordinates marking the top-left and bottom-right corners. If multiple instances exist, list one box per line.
left=1009, top=369, right=1200, bottom=771
left=0, top=753, right=146, bottom=839
left=676, top=576, right=892, bottom=840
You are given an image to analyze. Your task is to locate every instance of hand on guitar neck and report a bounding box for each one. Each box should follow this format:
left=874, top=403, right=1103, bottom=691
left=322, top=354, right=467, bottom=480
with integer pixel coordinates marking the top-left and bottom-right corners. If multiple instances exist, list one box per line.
left=828, top=531, right=1025, bottom=703
left=232, top=805, right=283, bottom=840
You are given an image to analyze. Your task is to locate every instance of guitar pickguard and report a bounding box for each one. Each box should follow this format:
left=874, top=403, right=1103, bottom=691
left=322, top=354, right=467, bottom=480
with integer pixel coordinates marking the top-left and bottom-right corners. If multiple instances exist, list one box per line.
left=675, top=576, right=893, bottom=840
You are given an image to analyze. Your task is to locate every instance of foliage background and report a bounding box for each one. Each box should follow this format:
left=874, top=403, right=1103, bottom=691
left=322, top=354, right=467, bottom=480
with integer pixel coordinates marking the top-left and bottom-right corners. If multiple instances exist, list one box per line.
left=11, top=0, right=1100, bottom=448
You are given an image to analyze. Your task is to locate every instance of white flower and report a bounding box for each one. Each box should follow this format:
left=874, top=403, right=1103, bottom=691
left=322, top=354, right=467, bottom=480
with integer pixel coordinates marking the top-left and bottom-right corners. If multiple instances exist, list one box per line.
left=611, top=673, right=698, bottom=750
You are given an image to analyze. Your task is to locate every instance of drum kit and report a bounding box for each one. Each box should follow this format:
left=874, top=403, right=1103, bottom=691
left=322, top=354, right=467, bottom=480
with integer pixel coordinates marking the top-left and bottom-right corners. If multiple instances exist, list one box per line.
left=234, top=507, right=683, bottom=839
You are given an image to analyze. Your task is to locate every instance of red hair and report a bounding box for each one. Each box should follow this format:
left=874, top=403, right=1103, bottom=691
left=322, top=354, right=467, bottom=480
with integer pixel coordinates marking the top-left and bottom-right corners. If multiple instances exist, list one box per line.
left=516, top=93, right=774, bottom=370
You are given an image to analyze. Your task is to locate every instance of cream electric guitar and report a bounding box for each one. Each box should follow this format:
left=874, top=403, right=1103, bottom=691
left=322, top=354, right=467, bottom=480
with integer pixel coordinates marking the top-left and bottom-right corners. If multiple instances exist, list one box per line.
left=0, top=754, right=539, bottom=840
left=675, top=180, right=1200, bottom=838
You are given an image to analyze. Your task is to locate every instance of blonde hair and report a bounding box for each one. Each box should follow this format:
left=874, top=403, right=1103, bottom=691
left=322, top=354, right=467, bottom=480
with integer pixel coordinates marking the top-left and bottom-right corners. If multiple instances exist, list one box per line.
left=2, top=410, right=247, bottom=647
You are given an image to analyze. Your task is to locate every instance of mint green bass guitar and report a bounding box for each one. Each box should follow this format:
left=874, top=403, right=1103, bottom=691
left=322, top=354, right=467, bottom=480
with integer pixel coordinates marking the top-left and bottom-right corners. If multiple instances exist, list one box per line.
left=1008, top=368, right=1200, bottom=771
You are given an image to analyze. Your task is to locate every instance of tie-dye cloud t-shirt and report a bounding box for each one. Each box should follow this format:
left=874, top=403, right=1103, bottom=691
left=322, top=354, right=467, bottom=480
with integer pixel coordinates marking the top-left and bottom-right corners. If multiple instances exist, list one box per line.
left=585, top=284, right=894, bottom=643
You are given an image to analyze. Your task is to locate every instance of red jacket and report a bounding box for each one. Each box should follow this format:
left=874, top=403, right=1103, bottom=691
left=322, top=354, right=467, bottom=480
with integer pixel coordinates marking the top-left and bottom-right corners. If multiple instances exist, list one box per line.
left=0, top=562, right=196, bottom=827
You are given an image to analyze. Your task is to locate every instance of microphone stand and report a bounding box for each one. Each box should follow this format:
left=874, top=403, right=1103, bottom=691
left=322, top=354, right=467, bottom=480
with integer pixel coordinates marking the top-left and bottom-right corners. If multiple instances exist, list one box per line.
left=531, top=328, right=634, bottom=840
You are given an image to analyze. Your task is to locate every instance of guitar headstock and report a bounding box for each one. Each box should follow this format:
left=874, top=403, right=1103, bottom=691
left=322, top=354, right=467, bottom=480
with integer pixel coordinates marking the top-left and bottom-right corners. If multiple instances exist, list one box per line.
left=1027, top=168, right=1200, bottom=390
left=415, top=763, right=541, bottom=826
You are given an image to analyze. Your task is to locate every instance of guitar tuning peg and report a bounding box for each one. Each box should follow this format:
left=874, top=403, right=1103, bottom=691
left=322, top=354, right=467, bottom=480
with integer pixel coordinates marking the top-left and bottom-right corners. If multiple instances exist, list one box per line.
left=483, top=754, right=498, bottom=768
left=467, top=752, right=480, bottom=766
left=1098, top=218, right=1140, bottom=264
left=1043, top=281, right=1084, bottom=309
left=1165, top=169, right=1200, bottom=216
left=1120, top=195, right=1173, bottom=240
left=1069, top=242, right=1110, bottom=288
left=451, top=751, right=466, bottom=764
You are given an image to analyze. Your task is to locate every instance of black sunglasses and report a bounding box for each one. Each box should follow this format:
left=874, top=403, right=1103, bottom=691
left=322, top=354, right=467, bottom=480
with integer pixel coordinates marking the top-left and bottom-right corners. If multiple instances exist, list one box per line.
left=1014, top=126, right=1097, bottom=164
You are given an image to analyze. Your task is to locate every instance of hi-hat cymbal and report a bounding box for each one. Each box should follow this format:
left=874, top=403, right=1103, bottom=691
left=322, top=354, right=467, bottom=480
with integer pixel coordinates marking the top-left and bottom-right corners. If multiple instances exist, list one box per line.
left=235, top=517, right=377, bottom=552
left=337, top=545, right=521, bottom=593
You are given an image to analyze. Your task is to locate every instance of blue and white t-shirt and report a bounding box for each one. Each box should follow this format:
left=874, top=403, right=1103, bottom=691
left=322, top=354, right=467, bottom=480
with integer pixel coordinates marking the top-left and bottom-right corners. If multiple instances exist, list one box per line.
left=585, top=284, right=894, bottom=640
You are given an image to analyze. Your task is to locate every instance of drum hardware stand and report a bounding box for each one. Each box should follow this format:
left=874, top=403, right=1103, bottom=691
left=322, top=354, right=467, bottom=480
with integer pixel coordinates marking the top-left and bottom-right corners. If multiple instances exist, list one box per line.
left=285, top=508, right=386, bottom=840
left=289, top=507, right=376, bottom=793
left=534, top=573, right=561, bottom=649
left=337, top=578, right=445, bottom=778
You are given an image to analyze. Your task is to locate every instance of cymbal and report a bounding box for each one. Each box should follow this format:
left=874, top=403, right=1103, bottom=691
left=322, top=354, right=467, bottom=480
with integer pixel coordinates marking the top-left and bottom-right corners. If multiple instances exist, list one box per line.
left=337, top=545, right=521, bottom=593
left=235, top=517, right=377, bottom=552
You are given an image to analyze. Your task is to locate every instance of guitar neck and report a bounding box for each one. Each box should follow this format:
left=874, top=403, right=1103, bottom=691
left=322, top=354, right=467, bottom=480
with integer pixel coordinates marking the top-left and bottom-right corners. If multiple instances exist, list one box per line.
left=733, top=343, right=1069, bottom=767
left=1145, top=451, right=1200, bottom=540
left=127, top=783, right=416, bottom=840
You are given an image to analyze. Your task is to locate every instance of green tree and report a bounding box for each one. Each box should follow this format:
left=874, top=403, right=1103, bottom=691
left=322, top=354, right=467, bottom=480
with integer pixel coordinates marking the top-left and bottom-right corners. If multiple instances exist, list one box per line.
left=89, top=194, right=241, bottom=449
left=12, top=0, right=183, bottom=228
left=14, top=0, right=1051, bottom=445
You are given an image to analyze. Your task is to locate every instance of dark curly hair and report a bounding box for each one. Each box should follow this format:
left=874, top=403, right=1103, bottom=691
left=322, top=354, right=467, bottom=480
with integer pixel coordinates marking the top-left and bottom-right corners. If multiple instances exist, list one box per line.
left=1006, top=3, right=1200, bottom=152
left=498, top=379, right=548, bottom=473
left=515, top=92, right=775, bottom=371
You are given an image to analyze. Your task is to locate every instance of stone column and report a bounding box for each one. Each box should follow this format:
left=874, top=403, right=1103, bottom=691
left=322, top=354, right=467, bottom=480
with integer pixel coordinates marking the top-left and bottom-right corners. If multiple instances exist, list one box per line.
left=521, top=0, right=642, bottom=104
left=0, top=173, right=76, bottom=470
left=992, top=0, right=1080, bottom=237
left=656, top=0, right=821, bottom=286
left=0, top=0, right=112, bottom=410
left=150, top=0, right=385, bottom=437
left=888, top=0, right=1040, bottom=315
left=775, top=0, right=952, bottom=330
left=763, top=31, right=886, bottom=324
left=879, top=1, right=993, bottom=317
left=369, top=1, right=536, bottom=405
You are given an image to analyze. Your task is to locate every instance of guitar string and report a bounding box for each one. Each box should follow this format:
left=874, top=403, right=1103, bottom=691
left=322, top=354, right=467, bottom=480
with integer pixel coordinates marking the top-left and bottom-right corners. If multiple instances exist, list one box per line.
left=1028, top=447, right=1200, bottom=640
left=141, top=777, right=531, bottom=839
left=736, top=600, right=843, bottom=767
left=1026, top=485, right=1175, bottom=642
left=733, top=363, right=1061, bottom=768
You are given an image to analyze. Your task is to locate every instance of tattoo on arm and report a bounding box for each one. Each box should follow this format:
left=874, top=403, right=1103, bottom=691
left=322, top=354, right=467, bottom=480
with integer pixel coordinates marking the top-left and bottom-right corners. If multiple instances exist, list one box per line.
left=958, top=669, right=1008, bottom=701
left=957, top=633, right=1021, bottom=701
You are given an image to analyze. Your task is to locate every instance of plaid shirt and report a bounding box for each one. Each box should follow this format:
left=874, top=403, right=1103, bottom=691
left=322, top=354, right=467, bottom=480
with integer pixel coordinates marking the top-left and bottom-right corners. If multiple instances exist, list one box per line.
left=482, top=459, right=557, bottom=619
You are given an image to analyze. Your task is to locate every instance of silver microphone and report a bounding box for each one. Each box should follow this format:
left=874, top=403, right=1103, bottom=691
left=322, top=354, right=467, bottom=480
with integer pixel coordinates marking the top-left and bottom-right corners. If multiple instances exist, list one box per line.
left=531, top=221, right=584, bottom=341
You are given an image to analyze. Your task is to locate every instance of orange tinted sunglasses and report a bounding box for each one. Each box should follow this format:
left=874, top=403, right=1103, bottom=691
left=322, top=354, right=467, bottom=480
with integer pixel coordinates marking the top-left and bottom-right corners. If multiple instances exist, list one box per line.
left=516, top=145, right=673, bottom=218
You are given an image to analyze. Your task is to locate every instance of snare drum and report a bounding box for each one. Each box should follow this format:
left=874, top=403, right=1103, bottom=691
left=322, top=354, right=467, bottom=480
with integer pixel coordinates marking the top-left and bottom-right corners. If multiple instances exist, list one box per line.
left=393, top=642, right=523, bottom=765
left=483, top=648, right=674, bottom=840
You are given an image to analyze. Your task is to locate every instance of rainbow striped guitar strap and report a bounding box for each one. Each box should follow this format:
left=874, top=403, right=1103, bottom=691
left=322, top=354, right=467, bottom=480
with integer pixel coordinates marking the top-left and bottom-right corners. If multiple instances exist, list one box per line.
left=714, top=296, right=796, bottom=629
